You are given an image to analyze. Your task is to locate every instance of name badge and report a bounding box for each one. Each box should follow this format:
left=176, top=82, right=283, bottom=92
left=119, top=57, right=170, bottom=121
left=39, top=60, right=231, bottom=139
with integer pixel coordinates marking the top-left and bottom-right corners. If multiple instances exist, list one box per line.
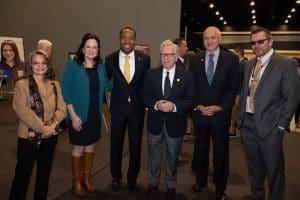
left=18, top=70, right=24, bottom=77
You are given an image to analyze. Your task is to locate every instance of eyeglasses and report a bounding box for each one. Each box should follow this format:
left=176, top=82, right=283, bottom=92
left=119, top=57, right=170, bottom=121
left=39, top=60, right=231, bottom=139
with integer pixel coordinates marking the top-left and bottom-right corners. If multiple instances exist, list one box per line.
left=160, top=53, right=176, bottom=58
left=250, top=38, right=269, bottom=46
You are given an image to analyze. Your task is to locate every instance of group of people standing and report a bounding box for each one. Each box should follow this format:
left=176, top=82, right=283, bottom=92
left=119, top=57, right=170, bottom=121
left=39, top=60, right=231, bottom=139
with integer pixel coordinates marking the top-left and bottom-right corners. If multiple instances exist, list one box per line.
left=4, top=25, right=300, bottom=200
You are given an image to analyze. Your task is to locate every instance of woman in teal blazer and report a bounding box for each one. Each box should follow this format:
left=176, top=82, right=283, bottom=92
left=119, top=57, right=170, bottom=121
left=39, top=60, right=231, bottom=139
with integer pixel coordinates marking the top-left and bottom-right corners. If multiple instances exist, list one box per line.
left=62, top=33, right=111, bottom=198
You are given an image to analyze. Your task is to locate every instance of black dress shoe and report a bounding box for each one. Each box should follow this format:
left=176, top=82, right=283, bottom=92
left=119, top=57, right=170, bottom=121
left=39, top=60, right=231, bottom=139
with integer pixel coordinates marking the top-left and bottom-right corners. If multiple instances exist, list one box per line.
left=146, top=184, right=158, bottom=200
left=128, top=180, right=138, bottom=192
left=190, top=183, right=205, bottom=194
left=216, top=191, right=226, bottom=200
left=112, top=178, right=121, bottom=191
left=166, top=187, right=176, bottom=200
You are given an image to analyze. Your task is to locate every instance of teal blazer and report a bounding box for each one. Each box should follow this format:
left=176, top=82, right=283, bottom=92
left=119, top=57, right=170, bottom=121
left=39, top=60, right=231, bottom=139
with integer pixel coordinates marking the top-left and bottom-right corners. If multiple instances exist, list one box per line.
left=62, top=60, right=112, bottom=121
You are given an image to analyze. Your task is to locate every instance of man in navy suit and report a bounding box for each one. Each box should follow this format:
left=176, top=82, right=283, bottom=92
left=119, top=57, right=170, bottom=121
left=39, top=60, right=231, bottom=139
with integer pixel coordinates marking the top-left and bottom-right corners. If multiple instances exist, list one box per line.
left=189, top=26, right=240, bottom=200
left=142, top=40, right=194, bottom=200
left=237, top=26, right=299, bottom=200
left=105, top=27, right=150, bottom=192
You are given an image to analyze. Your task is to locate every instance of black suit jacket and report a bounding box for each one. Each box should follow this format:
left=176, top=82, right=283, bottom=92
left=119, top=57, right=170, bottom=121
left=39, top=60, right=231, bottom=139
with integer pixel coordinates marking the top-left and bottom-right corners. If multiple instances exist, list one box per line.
left=105, top=50, right=150, bottom=117
left=189, top=49, right=240, bottom=113
left=142, top=65, right=195, bottom=137
left=176, top=58, right=185, bottom=68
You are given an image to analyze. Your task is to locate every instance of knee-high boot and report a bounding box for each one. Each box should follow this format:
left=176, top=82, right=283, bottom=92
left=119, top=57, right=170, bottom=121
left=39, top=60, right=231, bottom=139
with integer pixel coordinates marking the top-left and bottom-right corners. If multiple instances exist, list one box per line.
left=71, top=156, right=86, bottom=197
left=82, top=152, right=96, bottom=193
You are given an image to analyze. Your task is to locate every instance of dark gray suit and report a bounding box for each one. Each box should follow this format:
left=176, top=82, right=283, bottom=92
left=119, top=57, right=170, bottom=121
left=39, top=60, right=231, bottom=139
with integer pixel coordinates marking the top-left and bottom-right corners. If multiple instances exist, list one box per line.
left=237, top=52, right=300, bottom=200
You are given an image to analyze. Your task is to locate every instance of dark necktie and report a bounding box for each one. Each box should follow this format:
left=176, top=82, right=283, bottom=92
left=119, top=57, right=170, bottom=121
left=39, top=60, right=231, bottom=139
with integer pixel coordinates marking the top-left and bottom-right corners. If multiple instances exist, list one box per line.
left=164, top=71, right=171, bottom=99
left=207, top=53, right=215, bottom=85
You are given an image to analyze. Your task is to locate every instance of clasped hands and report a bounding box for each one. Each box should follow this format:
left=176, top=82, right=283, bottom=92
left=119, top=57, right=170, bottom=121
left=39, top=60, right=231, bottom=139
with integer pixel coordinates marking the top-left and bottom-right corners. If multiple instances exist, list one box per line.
left=156, top=100, right=175, bottom=112
left=196, top=105, right=222, bottom=116
left=41, top=122, right=58, bottom=138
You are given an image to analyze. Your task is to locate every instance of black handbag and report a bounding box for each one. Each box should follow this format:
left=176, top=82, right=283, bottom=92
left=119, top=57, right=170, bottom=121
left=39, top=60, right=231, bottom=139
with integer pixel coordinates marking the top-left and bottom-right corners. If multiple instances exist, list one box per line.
left=52, top=83, right=68, bottom=133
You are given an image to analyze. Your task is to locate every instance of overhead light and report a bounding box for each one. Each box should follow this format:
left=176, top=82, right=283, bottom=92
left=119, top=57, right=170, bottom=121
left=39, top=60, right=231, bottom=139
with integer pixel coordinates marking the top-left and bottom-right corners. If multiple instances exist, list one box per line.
left=190, top=17, right=194, bottom=21
left=252, top=15, right=256, bottom=19
left=285, top=19, right=289, bottom=23
left=223, top=21, right=227, bottom=25
left=296, top=0, right=300, bottom=4
left=250, top=1, right=255, bottom=6
left=215, top=11, right=220, bottom=15
left=287, top=14, right=292, bottom=18
left=253, top=20, right=256, bottom=24
left=220, top=16, right=224, bottom=21
left=251, top=9, right=256, bottom=14
left=291, top=8, right=296, bottom=12
left=209, top=3, right=214, bottom=8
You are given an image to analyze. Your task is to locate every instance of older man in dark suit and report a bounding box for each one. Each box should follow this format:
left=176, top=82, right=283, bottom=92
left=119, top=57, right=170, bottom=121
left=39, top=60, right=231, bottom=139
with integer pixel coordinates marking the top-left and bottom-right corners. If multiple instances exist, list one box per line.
left=237, top=26, right=299, bottom=200
left=105, top=27, right=150, bottom=192
left=189, top=26, right=240, bottom=200
left=142, top=40, right=194, bottom=200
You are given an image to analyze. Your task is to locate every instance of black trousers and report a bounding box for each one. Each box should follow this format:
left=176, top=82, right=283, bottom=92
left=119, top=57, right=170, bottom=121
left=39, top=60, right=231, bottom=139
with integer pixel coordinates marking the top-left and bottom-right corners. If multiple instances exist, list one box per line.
left=294, top=102, right=300, bottom=123
left=192, top=111, right=230, bottom=193
left=9, top=136, right=58, bottom=200
left=110, top=104, right=145, bottom=182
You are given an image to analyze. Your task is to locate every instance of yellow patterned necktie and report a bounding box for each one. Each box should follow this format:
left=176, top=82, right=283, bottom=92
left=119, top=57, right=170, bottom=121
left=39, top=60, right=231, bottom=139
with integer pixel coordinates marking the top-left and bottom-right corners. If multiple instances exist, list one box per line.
left=124, top=55, right=130, bottom=83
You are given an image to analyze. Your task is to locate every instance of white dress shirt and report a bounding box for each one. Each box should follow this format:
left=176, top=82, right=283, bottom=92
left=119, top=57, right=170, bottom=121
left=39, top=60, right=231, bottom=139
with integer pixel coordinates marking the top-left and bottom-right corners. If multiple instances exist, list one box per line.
left=119, top=50, right=135, bottom=82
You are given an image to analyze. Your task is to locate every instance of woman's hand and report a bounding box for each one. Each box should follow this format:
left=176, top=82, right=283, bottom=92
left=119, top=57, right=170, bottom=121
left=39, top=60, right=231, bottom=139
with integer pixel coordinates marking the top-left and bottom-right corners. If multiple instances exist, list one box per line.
left=41, top=125, right=56, bottom=138
left=71, top=114, right=83, bottom=132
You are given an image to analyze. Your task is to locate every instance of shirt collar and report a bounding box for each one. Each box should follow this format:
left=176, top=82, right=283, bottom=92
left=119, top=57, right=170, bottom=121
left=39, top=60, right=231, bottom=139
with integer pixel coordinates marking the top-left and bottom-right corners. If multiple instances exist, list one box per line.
left=257, top=48, right=273, bottom=64
left=163, top=65, right=176, bottom=74
left=119, top=50, right=134, bottom=57
left=205, top=47, right=220, bottom=57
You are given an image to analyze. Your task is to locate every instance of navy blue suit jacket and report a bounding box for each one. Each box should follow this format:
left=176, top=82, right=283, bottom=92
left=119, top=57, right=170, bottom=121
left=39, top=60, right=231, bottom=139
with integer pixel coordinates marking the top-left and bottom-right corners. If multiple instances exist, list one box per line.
left=189, top=49, right=240, bottom=113
left=105, top=50, right=150, bottom=118
left=142, top=65, right=195, bottom=137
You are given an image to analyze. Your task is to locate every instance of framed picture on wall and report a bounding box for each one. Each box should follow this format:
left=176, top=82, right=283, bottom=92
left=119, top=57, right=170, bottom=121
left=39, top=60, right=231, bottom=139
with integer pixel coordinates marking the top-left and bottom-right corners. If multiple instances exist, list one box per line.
left=0, top=36, right=25, bottom=61
left=135, top=44, right=150, bottom=55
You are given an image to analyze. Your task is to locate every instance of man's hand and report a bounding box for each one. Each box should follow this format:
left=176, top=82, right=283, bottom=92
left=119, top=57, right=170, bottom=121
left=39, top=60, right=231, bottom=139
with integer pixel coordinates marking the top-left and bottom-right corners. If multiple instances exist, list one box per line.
left=196, top=105, right=222, bottom=116
left=156, top=100, right=175, bottom=112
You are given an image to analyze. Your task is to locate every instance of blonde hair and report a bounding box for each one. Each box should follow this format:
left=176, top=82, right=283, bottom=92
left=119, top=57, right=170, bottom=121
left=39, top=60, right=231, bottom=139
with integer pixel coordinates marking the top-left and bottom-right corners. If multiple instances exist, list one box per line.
left=37, top=39, right=52, bottom=50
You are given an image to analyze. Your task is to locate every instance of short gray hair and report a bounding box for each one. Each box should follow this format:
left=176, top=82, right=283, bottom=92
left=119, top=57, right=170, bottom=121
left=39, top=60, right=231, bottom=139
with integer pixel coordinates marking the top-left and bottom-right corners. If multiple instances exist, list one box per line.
left=160, top=39, right=178, bottom=54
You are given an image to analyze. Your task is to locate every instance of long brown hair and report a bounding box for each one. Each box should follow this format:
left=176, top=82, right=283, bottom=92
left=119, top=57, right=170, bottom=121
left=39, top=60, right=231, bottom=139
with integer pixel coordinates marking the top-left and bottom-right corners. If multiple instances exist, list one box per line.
left=1, top=40, right=23, bottom=68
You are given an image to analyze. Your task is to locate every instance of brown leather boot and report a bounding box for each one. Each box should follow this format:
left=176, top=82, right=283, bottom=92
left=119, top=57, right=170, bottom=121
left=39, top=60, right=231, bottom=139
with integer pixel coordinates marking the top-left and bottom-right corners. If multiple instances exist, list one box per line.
left=82, top=152, right=96, bottom=193
left=71, top=156, right=86, bottom=198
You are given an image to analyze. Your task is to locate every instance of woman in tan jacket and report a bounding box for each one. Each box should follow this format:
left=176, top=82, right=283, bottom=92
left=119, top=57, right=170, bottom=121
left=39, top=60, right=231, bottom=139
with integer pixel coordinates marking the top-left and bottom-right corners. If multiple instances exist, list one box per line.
left=9, top=50, right=66, bottom=200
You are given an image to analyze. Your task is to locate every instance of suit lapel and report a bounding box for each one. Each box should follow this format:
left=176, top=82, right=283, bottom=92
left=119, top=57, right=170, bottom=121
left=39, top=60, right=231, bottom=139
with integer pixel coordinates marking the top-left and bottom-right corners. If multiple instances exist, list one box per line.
left=198, top=53, right=207, bottom=83
left=210, top=50, right=224, bottom=86
left=245, top=59, right=256, bottom=95
left=170, top=66, right=181, bottom=97
left=112, top=51, right=126, bottom=82
left=131, top=50, right=141, bottom=84
left=256, top=53, right=277, bottom=94
left=158, top=67, right=163, bottom=98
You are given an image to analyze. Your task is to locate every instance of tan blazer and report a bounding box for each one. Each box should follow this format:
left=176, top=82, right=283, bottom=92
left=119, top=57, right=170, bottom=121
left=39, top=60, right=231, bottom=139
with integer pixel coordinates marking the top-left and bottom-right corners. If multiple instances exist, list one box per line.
left=13, top=78, right=66, bottom=138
